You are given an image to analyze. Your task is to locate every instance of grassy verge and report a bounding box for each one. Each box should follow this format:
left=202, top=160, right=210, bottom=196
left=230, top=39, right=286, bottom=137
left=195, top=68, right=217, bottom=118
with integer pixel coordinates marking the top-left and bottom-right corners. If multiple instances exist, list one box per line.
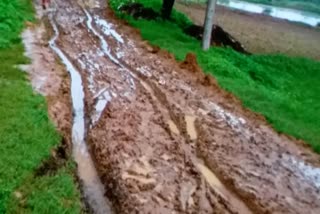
left=0, top=0, right=82, bottom=213
left=110, top=0, right=320, bottom=152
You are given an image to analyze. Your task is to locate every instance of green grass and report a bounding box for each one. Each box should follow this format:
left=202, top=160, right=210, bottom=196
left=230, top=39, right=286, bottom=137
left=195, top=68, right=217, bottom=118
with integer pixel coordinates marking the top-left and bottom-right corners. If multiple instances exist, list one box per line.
left=6, top=162, right=82, bottom=214
left=0, top=0, right=82, bottom=213
left=111, top=0, right=320, bottom=152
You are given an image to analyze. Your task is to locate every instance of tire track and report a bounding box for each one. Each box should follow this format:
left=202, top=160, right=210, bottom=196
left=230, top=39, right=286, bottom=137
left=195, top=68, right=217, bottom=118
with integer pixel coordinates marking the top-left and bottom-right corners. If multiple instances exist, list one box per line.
left=48, top=12, right=113, bottom=214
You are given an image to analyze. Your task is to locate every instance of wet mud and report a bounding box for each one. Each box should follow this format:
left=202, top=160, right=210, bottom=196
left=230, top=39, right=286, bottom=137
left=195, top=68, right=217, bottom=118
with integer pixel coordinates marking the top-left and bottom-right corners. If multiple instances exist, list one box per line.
left=26, top=0, right=320, bottom=213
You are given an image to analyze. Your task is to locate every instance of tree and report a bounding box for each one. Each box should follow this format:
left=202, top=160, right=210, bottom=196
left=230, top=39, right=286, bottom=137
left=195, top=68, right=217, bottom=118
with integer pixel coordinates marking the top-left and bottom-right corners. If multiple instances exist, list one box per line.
left=202, top=0, right=217, bottom=50
left=161, top=0, right=176, bottom=19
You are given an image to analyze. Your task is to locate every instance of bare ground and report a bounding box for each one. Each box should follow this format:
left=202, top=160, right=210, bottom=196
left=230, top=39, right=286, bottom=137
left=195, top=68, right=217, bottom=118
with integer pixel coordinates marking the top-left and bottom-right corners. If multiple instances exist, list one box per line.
left=25, top=0, right=320, bottom=213
left=176, top=3, right=320, bottom=60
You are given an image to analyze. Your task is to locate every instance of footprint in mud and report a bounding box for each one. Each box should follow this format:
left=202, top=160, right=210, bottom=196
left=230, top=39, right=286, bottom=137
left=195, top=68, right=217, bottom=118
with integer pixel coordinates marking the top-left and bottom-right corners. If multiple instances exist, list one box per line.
left=185, top=115, right=197, bottom=140
left=168, top=120, right=180, bottom=135
left=122, top=156, right=157, bottom=191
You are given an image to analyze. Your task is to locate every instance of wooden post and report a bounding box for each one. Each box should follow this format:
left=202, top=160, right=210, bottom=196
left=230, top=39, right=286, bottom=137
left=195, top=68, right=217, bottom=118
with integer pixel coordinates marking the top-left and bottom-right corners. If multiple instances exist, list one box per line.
left=202, top=0, right=217, bottom=50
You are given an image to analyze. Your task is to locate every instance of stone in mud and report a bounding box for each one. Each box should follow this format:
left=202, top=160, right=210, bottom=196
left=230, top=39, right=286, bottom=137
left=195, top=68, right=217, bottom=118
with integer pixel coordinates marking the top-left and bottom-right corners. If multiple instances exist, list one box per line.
left=14, top=191, right=23, bottom=199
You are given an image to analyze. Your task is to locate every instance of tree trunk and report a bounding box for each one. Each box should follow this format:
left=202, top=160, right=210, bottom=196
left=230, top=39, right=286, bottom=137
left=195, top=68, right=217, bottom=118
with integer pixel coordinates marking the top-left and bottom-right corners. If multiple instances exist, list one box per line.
left=162, top=0, right=175, bottom=19
left=202, top=0, right=217, bottom=50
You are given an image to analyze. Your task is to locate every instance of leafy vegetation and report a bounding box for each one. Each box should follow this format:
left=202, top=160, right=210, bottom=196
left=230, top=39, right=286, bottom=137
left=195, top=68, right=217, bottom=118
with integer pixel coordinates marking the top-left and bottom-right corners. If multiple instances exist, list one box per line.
left=111, top=0, right=320, bottom=152
left=0, top=0, right=34, bottom=48
left=6, top=162, right=82, bottom=214
left=0, top=0, right=82, bottom=213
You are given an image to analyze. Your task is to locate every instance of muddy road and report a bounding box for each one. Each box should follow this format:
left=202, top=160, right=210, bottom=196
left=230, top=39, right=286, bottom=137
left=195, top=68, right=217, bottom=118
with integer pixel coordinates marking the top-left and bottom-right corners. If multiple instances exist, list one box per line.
left=25, top=0, right=320, bottom=213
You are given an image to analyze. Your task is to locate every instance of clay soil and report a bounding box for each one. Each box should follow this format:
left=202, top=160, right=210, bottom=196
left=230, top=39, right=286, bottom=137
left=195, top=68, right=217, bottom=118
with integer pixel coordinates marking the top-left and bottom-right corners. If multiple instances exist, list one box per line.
left=176, top=3, right=320, bottom=60
left=26, top=0, right=320, bottom=213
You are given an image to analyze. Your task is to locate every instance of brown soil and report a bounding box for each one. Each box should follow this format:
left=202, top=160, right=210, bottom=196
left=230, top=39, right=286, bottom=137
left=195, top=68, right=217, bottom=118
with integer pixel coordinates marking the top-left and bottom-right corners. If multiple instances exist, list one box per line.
left=27, top=0, right=320, bottom=213
left=176, top=3, right=320, bottom=60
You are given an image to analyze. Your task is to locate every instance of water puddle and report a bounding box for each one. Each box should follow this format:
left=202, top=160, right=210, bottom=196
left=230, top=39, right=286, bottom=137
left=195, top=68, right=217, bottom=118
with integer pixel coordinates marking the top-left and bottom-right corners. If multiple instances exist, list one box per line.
left=83, top=9, right=121, bottom=66
left=208, top=102, right=246, bottom=127
left=78, top=0, right=101, bottom=9
left=74, top=144, right=113, bottom=213
left=218, top=0, right=320, bottom=27
left=168, top=120, right=180, bottom=135
left=197, top=163, right=252, bottom=214
left=205, top=101, right=252, bottom=138
left=83, top=8, right=173, bottom=114
left=137, top=66, right=152, bottom=78
left=49, top=14, right=112, bottom=214
left=22, top=28, right=34, bottom=61
left=282, top=154, right=320, bottom=188
left=92, top=89, right=112, bottom=125
left=197, top=163, right=224, bottom=193
left=21, top=26, right=50, bottom=94
left=94, top=15, right=124, bottom=43
left=185, top=115, right=197, bottom=140
left=83, top=8, right=136, bottom=92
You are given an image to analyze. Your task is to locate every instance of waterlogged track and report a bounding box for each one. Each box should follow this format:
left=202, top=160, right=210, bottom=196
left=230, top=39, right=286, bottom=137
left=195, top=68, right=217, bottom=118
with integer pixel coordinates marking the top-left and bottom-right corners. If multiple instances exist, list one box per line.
left=42, top=0, right=320, bottom=213
left=48, top=13, right=112, bottom=214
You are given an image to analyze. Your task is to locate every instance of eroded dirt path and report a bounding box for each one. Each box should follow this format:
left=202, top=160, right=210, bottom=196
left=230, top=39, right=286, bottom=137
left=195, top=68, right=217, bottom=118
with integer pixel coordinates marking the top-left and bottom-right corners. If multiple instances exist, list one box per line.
left=26, top=0, right=320, bottom=213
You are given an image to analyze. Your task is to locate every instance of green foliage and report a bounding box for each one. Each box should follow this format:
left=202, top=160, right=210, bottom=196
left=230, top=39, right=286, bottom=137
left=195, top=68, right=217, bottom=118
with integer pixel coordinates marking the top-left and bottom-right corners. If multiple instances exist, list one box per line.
left=111, top=0, right=320, bottom=152
left=0, top=0, right=34, bottom=48
left=6, top=162, right=82, bottom=214
left=0, top=0, right=82, bottom=213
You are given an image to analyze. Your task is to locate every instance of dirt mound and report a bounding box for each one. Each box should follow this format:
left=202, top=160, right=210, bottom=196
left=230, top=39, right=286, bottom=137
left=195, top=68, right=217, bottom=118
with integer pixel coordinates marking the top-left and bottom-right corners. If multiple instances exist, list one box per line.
left=184, top=24, right=250, bottom=54
left=179, top=53, right=202, bottom=73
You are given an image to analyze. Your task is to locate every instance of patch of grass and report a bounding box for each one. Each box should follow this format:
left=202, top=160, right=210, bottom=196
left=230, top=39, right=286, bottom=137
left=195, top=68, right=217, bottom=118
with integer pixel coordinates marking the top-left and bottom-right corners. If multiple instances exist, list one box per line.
left=0, top=0, right=34, bottom=48
left=111, top=0, right=320, bottom=152
left=6, top=162, right=82, bottom=214
left=0, top=0, right=82, bottom=213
